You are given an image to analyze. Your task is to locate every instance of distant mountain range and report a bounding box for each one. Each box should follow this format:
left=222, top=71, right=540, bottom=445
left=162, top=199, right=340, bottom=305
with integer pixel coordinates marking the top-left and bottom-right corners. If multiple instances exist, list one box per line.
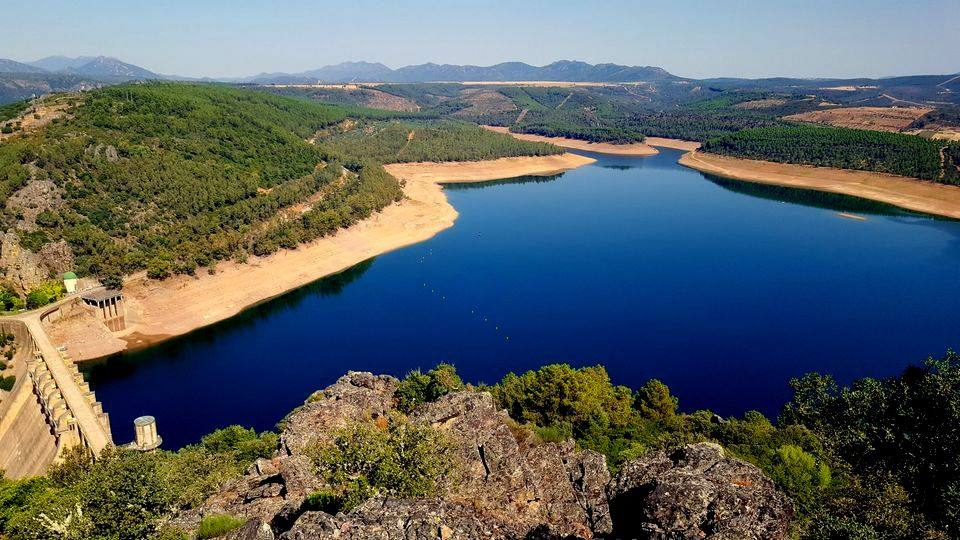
left=1, top=55, right=957, bottom=108
left=0, top=56, right=159, bottom=80
left=0, top=59, right=47, bottom=74
left=246, top=60, right=680, bottom=84
left=0, top=57, right=680, bottom=84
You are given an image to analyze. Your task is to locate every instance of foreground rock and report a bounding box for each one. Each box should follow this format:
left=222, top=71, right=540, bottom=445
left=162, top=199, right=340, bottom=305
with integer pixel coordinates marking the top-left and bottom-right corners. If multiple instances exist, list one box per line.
left=608, top=443, right=794, bottom=539
left=180, top=372, right=793, bottom=539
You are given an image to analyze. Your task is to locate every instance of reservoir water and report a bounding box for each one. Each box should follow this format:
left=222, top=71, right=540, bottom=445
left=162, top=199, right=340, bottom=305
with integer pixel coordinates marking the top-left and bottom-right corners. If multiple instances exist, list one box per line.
left=85, top=149, right=960, bottom=448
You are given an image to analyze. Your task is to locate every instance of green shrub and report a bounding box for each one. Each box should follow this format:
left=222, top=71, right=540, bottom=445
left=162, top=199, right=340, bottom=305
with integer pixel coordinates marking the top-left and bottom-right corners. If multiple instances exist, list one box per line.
left=199, top=425, right=278, bottom=463
left=101, top=273, right=123, bottom=290
left=146, top=256, right=173, bottom=280
left=394, top=363, right=464, bottom=413
left=534, top=423, right=571, bottom=443
left=303, top=481, right=371, bottom=515
left=196, top=514, right=245, bottom=539
left=153, top=526, right=189, bottom=540
left=309, top=414, right=454, bottom=506
left=0, top=285, right=24, bottom=312
left=17, top=230, right=48, bottom=252
left=767, top=444, right=831, bottom=515
left=635, top=379, right=680, bottom=427
left=25, top=280, right=65, bottom=309
left=491, top=364, right=657, bottom=466
left=0, top=376, right=15, bottom=391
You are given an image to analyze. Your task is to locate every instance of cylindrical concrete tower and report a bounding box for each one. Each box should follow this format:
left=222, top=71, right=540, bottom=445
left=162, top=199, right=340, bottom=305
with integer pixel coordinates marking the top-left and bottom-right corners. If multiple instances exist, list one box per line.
left=132, top=416, right=162, bottom=451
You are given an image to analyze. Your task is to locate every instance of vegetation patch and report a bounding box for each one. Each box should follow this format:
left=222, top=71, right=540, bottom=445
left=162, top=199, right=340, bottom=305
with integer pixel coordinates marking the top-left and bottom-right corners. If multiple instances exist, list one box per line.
left=306, top=414, right=454, bottom=513
left=703, top=124, right=960, bottom=182
left=394, top=363, right=464, bottom=413
left=196, top=514, right=246, bottom=539
left=320, top=120, right=561, bottom=163
left=0, top=100, right=30, bottom=124
left=0, top=425, right=275, bottom=539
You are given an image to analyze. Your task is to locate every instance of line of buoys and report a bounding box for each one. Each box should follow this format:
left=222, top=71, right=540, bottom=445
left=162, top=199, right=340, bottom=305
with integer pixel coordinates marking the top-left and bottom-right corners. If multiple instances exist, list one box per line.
left=417, top=247, right=511, bottom=343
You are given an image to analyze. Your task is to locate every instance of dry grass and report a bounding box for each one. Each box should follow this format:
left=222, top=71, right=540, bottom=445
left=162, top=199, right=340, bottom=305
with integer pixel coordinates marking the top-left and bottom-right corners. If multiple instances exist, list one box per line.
left=785, top=106, right=931, bottom=133
left=784, top=107, right=932, bottom=132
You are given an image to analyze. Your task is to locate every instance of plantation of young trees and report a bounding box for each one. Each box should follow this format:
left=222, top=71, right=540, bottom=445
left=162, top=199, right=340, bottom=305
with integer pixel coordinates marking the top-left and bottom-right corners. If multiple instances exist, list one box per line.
left=703, top=124, right=960, bottom=182
left=319, top=120, right=560, bottom=163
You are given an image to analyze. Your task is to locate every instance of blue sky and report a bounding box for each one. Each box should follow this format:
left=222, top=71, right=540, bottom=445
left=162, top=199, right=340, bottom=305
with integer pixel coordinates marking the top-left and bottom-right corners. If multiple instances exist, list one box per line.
left=6, top=0, right=957, bottom=79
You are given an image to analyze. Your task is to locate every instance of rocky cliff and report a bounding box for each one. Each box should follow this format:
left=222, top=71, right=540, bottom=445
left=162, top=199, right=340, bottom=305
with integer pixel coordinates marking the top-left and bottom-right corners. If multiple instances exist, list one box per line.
left=177, top=372, right=793, bottom=539
left=0, top=233, right=72, bottom=294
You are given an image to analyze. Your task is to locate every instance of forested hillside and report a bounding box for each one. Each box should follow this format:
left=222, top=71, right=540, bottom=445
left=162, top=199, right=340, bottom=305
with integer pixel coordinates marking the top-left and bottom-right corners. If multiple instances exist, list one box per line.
left=0, top=100, right=29, bottom=124
left=703, top=124, right=960, bottom=183
left=0, top=84, right=395, bottom=282
left=0, top=83, right=564, bottom=286
left=319, top=120, right=561, bottom=163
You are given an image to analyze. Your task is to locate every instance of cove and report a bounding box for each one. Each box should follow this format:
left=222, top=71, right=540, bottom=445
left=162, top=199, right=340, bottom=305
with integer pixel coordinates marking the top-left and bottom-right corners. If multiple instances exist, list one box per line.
left=84, top=149, right=960, bottom=449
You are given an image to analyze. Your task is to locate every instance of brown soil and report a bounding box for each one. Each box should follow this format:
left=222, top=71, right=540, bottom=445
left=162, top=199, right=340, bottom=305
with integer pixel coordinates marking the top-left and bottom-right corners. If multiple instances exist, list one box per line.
left=452, top=89, right=517, bottom=118
left=734, top=98, right=789, bottom=109
left=644, top=138, right=702, bottom=151
left=785, top=106, right=931, bottom=132
left=820, top=85, right=878, bottom=91
left=360, top=88, right=420, bottom=112
left=0, top=99, right=70, bottom=142
left=680, top=150, right=960, bottom=219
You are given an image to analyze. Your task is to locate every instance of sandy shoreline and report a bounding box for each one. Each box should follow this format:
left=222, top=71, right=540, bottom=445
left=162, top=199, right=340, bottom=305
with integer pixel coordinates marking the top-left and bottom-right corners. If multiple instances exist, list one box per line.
left=59, top=153, right=595, bottom=361
left=485, top=126, right=702, bottom=155
left=679, top=150, right=960, bottom=219
left=483, top=126, right=659, bottom=156
left=644, top=138, right=702, bottom=152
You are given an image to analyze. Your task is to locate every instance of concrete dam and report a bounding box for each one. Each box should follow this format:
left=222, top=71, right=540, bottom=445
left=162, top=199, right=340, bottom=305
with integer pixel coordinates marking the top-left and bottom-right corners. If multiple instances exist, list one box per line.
left=0, top=303, right=114, bottom=478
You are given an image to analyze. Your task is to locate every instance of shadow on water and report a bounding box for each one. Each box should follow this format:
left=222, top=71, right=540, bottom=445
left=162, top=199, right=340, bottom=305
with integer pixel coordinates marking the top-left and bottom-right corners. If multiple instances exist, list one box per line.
left=702, top=173, right=950, bottom=220
left=81, top=258, right=376, bottom=379
left=442, top=173, right=565, bottom=191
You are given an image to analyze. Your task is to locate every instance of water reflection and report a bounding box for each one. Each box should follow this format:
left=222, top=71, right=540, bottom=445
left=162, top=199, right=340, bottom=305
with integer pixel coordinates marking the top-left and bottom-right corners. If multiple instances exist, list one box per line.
left=442, top=173, right=565, bottom=190
left=82, top=259, right=376, bottom=379
left=703, top=174, right=943, bottom=219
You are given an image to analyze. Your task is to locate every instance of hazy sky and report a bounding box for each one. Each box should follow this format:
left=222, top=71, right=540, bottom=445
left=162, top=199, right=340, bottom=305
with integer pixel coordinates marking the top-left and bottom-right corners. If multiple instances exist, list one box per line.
left=6, top=0, right=958, bottom=79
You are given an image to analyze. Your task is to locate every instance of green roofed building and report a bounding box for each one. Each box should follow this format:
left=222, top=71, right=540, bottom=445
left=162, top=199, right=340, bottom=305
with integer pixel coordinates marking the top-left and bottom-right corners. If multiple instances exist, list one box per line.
left=62, top=272, right=78, bottom=293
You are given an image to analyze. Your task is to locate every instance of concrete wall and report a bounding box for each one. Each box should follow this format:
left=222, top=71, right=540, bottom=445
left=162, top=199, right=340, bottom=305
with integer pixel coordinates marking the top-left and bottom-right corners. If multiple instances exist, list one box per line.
left=0, top=382, right=59, bottom=477
left=0, top=321, right=59, bottom=478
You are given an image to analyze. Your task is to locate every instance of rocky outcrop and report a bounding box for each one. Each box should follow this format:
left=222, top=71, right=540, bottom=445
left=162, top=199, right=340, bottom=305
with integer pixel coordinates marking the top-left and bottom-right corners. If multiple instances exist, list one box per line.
left=608, top=443, right=794, bottom=539
left=84, top=143, right=120, bottom=162
left=279, top=371, right=398, bottom=454
left=5, top=179, right=64, bottom=231
left=223, top=518, right=275, bottom=540
left=412, top=390, right=612, bottom=538
left=181, top=372, right=793, bottom=540
left=0, top=233, right=73, bottom=294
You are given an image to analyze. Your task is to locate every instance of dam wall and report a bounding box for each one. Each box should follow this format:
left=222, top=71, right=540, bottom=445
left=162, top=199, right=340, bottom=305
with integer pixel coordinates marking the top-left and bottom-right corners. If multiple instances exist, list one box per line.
left=0, top=321, right=58, bottom=478
left=0, top=316, right=114, bottom=479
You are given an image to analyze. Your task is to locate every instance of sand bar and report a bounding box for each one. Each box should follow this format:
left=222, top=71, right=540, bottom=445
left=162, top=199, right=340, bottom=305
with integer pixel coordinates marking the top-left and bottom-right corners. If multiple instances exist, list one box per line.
left=61, top=153, right=594, bottom=361
left=644, top=138, right=702, bottom=152
left=680, top=150, right=960, bottom=219
left=483, top=126, right=658, bottom=156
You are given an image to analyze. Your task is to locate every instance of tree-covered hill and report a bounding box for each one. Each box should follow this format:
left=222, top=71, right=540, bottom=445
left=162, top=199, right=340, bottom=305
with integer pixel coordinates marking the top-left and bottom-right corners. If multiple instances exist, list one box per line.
left=703, top=124, right=960, bottom=183
left=318, top=120, right=562, bottom=163
left=0, top=83, right=557, bottom=285
left=0, top=84, right=393, bottom=282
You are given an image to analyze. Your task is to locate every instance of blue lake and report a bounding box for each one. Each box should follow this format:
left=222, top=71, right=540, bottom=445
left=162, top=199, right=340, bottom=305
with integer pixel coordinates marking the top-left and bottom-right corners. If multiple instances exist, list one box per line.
left=84, top=149, right=960, bottom=448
